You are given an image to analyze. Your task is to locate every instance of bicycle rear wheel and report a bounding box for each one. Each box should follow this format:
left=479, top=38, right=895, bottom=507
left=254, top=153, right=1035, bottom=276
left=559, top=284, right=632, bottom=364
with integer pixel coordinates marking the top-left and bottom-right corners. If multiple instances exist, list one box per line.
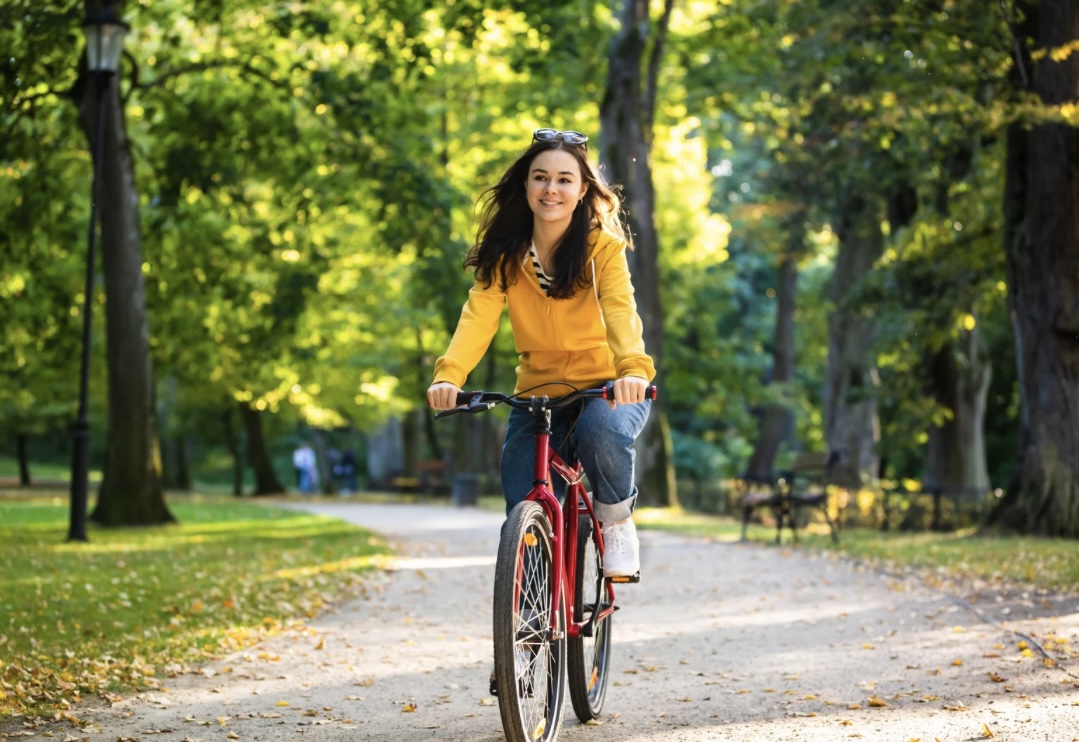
left=567, top=514, right=612, bottom=721
left=493, top=501, right=566, bottom=742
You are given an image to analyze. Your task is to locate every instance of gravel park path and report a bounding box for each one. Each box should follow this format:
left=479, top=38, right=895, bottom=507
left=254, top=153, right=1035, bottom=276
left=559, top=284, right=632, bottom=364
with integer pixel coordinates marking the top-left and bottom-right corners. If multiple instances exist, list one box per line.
left=7, top=501, right=1078, bottom=742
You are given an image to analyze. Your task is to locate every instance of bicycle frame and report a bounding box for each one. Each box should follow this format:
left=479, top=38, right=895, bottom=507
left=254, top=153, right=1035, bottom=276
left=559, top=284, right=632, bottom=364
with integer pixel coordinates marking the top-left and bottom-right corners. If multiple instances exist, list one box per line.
left=520, top=400, right=616, bottom=642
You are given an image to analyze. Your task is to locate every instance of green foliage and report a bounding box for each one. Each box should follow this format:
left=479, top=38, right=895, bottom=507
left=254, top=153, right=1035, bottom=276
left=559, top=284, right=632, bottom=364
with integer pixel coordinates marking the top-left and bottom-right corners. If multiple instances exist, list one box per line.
left=0, top=0, right=1045, bottom=511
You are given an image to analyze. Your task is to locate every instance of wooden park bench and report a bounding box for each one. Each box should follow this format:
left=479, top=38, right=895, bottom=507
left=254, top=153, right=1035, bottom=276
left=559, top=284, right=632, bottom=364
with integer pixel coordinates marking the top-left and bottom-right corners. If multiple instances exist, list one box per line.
left=390, top=459, right=450, bottom=495
left=736, top=451, right=841, bottom=545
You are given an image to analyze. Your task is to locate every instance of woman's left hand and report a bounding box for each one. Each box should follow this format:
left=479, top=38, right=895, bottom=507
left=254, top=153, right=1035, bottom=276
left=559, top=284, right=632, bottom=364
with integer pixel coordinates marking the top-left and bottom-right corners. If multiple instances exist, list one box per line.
left=608, top=376, right=649, bottom=410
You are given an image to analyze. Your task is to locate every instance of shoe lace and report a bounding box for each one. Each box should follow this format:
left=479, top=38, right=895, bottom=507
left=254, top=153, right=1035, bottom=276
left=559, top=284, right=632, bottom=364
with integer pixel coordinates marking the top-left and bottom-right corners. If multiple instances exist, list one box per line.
left=605, top=523, right=630, bottom=554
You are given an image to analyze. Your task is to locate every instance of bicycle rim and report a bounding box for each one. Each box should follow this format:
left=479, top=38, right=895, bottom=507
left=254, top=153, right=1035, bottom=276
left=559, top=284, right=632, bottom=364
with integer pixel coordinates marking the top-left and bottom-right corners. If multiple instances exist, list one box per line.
left=567, top=514, right=612, bottom=721
left=493, top=502, right=566, bottom=742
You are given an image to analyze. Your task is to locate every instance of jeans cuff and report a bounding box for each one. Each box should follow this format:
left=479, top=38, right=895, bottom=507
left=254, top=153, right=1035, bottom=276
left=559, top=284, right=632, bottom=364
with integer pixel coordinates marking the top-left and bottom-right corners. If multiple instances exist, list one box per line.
left=593, top=494, right=636, bottom=525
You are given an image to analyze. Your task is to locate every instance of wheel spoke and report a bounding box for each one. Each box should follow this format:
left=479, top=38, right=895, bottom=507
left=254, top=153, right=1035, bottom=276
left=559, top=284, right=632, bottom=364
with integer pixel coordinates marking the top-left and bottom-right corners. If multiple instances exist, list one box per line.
left=494, top=504, right=565, bottom=742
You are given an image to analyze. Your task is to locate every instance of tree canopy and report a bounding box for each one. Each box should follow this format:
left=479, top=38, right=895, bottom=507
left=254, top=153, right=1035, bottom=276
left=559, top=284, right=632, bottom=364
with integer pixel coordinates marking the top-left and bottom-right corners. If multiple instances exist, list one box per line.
left=2, top=0, right=1077, bottom=535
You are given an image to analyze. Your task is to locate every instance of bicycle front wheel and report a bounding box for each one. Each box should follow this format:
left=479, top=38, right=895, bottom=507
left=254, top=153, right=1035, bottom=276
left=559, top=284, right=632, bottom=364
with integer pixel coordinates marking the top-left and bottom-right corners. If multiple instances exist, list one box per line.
left=493, top=501, right=566, bottom=742
left=567, top=514, right=612, bottom=721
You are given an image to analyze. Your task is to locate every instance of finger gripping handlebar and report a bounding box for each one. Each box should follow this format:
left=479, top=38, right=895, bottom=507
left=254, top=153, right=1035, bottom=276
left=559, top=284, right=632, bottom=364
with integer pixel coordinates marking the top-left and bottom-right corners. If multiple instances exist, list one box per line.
left=600, top=382, right=659, bottom=401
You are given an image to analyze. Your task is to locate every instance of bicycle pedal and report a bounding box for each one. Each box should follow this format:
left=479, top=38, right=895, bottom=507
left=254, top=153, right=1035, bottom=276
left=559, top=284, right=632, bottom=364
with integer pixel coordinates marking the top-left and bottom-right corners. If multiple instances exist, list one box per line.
left=607, top=571, right=640, bottom=584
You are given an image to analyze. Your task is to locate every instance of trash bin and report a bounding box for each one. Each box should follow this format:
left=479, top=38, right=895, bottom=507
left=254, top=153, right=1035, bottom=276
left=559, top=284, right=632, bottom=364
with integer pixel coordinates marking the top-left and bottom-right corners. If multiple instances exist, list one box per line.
left=452, top=472, right=480, bottom=507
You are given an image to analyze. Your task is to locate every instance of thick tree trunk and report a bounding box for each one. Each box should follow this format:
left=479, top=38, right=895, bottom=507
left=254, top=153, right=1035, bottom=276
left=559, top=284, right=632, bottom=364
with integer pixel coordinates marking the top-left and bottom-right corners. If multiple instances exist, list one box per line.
left=991, top=0, right=1079, bottom=536
left=80, top=1, right=170, bottom=526
left=746, top=217, right=801, bottom=479
left=599, top=0, right=678, bottom=508
left=239, top=404, right=285, bottom=496
left=823, top=195, right=883, bottom=490
left=923, top=327, right=992, bottom=494
left=16, top=433, right=31, bottom=486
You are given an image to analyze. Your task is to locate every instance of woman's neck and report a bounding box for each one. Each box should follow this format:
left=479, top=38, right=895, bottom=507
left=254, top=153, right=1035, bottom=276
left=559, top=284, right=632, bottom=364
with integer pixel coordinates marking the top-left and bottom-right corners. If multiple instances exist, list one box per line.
left=531, top=220, right=570, bottom=256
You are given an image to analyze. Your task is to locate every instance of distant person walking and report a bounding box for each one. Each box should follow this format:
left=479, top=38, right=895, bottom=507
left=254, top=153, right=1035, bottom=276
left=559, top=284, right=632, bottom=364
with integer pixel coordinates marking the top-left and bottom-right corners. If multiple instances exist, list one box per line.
left=293, top=443, right=317, bottom=494
left=336, top=449, right=359, bottom=494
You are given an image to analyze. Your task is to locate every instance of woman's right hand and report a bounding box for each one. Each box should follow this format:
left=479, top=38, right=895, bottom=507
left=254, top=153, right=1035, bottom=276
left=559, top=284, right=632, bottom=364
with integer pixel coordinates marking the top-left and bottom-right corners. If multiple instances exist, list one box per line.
left=427, top=382, right=463, bottom=411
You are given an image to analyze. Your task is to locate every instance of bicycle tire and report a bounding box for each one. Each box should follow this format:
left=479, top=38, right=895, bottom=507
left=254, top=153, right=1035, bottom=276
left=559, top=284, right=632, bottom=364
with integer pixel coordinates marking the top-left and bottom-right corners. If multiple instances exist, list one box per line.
left=566, top=514, right=612, bottom=721
left=493, top=501, right=566, bottom=742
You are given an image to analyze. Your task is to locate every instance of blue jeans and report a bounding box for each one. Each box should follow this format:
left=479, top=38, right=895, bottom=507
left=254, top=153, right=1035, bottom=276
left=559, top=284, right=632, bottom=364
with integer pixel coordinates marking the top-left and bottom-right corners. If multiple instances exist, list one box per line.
left=500, top=398, right=651, bottom=524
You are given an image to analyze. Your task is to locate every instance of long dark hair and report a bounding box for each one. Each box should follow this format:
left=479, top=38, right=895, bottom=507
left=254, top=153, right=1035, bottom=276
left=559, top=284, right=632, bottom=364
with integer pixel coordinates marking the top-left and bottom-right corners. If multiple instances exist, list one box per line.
left=465, top=139, right=630, bottom=299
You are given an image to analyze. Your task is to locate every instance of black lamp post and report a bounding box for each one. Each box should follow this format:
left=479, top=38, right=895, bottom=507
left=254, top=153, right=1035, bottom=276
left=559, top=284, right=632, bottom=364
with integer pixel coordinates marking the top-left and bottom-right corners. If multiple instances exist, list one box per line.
left=68, top=2, right=128, bottom=543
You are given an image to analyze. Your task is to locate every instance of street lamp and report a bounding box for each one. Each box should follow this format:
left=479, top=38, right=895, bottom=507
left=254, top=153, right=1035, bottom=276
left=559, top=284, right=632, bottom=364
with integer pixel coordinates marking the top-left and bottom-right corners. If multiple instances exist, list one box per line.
left=68, top=2, right=129, bottom=543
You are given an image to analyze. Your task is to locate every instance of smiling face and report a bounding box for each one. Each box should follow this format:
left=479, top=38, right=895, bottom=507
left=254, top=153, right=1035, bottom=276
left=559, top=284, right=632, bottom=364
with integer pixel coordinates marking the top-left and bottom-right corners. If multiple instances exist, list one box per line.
left=525, top=148, right=588, bottom=230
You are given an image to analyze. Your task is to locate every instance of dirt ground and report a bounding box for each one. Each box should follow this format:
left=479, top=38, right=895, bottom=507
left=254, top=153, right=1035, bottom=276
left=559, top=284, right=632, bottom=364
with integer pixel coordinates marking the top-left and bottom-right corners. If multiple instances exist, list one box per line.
left=4, top=501, right=1078, bottom=742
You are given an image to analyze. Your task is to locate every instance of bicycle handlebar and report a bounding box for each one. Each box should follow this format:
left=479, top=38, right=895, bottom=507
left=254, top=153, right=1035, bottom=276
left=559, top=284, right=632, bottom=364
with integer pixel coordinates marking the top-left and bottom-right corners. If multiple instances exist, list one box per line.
left=433, top=382, right=658, bottom=419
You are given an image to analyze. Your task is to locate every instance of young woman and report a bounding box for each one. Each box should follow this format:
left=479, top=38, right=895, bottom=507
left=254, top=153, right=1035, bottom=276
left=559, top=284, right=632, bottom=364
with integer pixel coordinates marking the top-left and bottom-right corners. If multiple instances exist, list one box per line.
left=426, top=128, right=655, bottom=578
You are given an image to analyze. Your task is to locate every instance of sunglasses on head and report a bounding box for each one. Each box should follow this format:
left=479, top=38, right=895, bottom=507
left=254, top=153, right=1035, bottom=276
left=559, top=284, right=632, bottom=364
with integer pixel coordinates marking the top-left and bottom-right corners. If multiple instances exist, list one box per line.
left=533, top=128, right=588, bottom=146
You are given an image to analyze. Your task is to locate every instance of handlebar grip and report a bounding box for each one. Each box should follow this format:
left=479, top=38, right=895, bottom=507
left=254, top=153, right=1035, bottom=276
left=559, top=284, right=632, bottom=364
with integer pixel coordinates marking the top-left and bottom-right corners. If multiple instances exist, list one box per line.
left=601, top=382, right=659, bottom=401
left=455, top=392, right=474, bottom=406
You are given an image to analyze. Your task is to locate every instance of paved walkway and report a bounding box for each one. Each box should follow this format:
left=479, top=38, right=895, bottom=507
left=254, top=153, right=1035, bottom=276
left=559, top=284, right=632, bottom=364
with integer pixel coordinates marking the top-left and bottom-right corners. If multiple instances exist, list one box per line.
left=18, top=501, right=1079, bottom=741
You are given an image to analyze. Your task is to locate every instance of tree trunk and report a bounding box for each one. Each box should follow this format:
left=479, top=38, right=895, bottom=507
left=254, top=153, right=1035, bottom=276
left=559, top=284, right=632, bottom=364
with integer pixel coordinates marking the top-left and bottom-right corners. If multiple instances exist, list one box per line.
left=16, top=433, right=31, bottom=486
left=239, top=404, right=285, bottom=496
left=80, top=0, right=170, bottom=527
left=599, top=0, right=678, bottom=508
left=311, top=428, right=336, bottom=495
left=991, top=0, right=1079, bottom=536
left=161, top=435, right=191, bottom=491
left=220, top=407, right=244, bottom=496
left=366, top=418, right=404, bottom=491
left=923, top=326, right=992, bottom=494
left=746, top=215, right=802, bottom=479
left=823, top=194, right=883, bottom=490
left=158, top=376, right=191, bottom=491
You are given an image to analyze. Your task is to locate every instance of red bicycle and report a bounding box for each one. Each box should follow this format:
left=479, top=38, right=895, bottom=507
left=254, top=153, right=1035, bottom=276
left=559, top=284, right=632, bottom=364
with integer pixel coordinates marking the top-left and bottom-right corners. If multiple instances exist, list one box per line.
left=436, top=382, right=657, bottom=742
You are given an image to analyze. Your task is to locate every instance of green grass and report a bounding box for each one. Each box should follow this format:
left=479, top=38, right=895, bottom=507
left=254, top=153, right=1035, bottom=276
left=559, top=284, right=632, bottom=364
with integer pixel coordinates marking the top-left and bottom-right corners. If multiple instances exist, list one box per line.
left=0, top=494, right=391, bottom=719
left=634, top=507, right=1079, bottom=592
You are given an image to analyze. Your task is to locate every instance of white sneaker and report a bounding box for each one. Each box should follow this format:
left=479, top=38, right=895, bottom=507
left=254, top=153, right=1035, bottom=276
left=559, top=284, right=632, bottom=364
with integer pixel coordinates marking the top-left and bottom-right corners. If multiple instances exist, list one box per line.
left=601, top=518, right=640, bottom=577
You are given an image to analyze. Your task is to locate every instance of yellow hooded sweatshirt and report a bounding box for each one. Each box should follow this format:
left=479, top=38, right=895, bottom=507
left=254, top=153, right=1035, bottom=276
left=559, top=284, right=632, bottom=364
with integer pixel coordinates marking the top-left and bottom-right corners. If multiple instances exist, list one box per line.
left=433, top=229, right=656, bottom=397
